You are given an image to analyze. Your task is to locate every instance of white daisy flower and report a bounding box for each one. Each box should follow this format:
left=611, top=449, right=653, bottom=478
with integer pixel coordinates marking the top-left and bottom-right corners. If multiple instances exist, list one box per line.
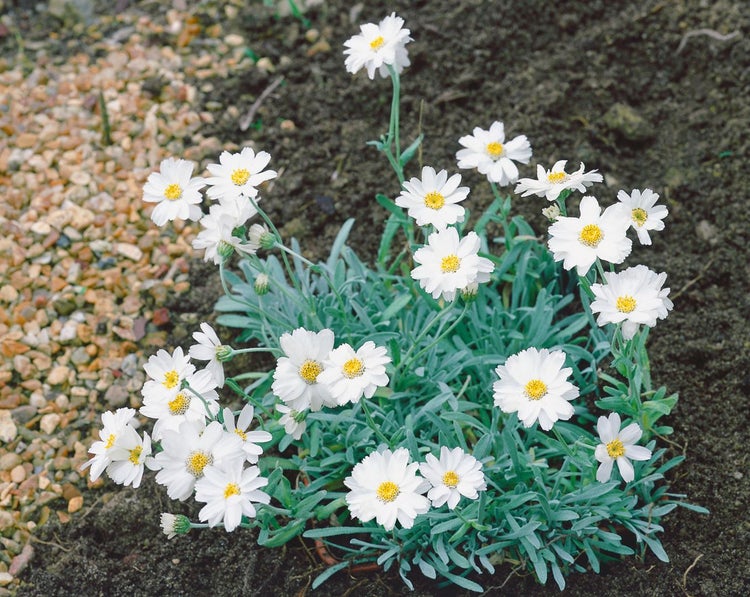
left=141, top=368, right=221, bottom=441
left=193, top=204, right=261, bottom=265
left=105, top=425, right=152, bottom=489
left=271, top=328, right=336, bottom=412
left=275, top=404, right=307, bottom=440
left=547, top=195, right=632, bottom=275
left=194, top=459, right=270, bottom=532
left=317, top=341, right=391, bottom=406
left=616, top=188, right=668, bottom=245
left=344, top=447, right=430, bottom=531
left=142, top=157, right=205, bottom=226
left=493, top=347, right=580, bottom=431
left=514, top=160, right=603, bottom=202
left=411, top=227, right=494, bottom=301
left=343, top=12, right=412, bottom=80
left=152, top=420, right=243, bottom=501
left=81, top=407, right=137, bottom=482
left=189, top=322, right=231, bottom=388
left=214, top=193, right=259, bottom=224
left=160, top=513, right=191, bottom=539
left=204, top=148, right=277, bottom=201
left=141, top=347, right=195, bottom=404
left=419, top=446, right=487, bottom=510
left=395, top=166, right=469, bottom=230
left=590, top=265, right=673, bottom=340
left=222, top=405, right=272, bottom=465
left=595, top=412, right=652, bottom=483
left=456, top=121, right=532, bottom=185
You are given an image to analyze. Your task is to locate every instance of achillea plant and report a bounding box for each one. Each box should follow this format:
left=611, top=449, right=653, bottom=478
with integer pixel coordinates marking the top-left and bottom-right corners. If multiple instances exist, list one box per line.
left=85, top=13, right=706, bottom=592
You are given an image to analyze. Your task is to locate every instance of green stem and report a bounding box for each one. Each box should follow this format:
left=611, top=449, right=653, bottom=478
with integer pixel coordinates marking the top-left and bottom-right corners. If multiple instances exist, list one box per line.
left=231, top=372, right=269, bottom=381
left=248, top=197, right=306, bottom=298
left=385, top=65, right=404, bottom=184
left=595, top=258, right=608, bottom=285
left=551, top=426, right=576, bottom=459
left=397, top=303, right=469, bottom=376
left=490, top=182, right=513, bottom=247
left=555, top=189, right=571, bottom=217
left=360, top=399, right=391, bottom=447
left=183, top=382, right=217, bottom=420
left=231, top=346, right=282, bottom=357
left=218, top=261, right=232, bottom=297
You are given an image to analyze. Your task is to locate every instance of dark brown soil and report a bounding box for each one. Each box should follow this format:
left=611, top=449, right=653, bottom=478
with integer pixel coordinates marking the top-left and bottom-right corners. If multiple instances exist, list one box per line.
left=14, top=1, right=750, bottom=595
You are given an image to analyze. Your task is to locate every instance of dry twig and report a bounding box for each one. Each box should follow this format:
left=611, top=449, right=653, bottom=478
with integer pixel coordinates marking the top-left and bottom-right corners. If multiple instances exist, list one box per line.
left=239, top=76, right=285, bottom=131
left=680, top=552, right=704, bottom=596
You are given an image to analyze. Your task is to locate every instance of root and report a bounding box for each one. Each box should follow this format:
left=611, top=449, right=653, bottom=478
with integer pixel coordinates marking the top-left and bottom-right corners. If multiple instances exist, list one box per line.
left=679, top=552, right=703, bottom=596
left=677, top=29, right=740, bottom=54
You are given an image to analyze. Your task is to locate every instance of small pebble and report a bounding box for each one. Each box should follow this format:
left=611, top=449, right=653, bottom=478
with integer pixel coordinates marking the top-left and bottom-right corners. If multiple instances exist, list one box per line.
left=10, top=465, right=26, bottom=484
left=39, top=413, right=61, bottom=435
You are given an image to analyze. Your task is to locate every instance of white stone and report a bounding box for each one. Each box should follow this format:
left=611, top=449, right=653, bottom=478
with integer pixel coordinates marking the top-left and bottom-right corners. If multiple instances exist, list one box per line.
left=0, top=410, right=18, bottom=443
left=115, top=242, right=143, bottom=261
left=39, top=413, right=62, bottom=435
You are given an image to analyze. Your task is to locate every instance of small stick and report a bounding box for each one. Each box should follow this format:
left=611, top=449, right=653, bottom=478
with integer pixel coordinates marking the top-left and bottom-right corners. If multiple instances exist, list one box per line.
left=239, top=76, right=284, bottom=131
left=677, top=29, right=740, bottom=54
left=680, top=552, right=703, bottom=596
left=670, top=257, right=714, bottom=301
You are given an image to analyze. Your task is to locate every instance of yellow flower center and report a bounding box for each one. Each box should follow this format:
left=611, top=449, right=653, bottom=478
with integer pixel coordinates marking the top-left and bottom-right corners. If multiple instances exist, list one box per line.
left=168, top=393, right=190, bottom=415
left=164, top=183, right=183, bottom=201
left=579, top=224, right=603, bottom=247
left=105, top=433, right=116, bottom=449
left=440, top=254, right=460, bottom=273
left=299, top=359, right=322, bottom=384
left=369, top=35, right=385, bottom=50
left=424, top=191, right=445, bottom=210
left=442, top=471, right=459, bottom=488
left=486, top=141, right=504, bottom=159
left=234, top=428, right=248, bottom=441
left=186, top=451, right=213, bottom=478
left=524, top=379, right=547, bottom=400
left=163, top=369, right=180, bottom=389
left=376, top=480, right=400, bottom=503
left=606, top=439, right=625, bottom=459
left=342, top=357, right=364, bottom=379
left=230, top=168, right=250, bottom=186
left=224, top=482, right=241, bottom=499
left=547, top=171, right=568, bottom=184
left=616, top=295, right=637, bottom=313
left=128, top=445, right=142, bottom=465
left=631, top=208, right=648, bottom=227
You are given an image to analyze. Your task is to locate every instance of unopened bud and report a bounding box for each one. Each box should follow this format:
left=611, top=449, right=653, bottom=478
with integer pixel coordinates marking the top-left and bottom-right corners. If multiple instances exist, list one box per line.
left=249, top=224, right=276, bottom=250
left=215, top=344, right=234, bottom=362
left=542, top=205, right=561, bottom=222
left=461, top=282, right=479, bottom=303
left=160, top=513, right=191, bottom=539
left=217, top=239, right=235, bottom=261
left=254, top=273, right=270, bottom=295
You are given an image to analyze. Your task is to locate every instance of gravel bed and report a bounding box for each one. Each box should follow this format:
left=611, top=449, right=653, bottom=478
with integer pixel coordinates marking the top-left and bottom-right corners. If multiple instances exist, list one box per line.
left=0, top=3, right=269, bottom=590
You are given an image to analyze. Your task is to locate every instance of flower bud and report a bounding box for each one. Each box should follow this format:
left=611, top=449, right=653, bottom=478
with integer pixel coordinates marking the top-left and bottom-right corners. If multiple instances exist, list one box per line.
left=217, top=239, right=235, bottom=261
left=254, top=273, right=270, bottom=295
left=215, top=344, right=234, bottom=362
left=542, top=204, right=561, bottom=222
left=249, top=224, right=277, bottom=250
left=461, top=282, right=479, bottom=303
left=160, top=513, right=191, bottom=539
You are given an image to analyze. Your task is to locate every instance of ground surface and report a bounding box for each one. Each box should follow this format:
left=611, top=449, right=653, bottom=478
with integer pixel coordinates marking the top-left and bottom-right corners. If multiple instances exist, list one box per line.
left=2, top=0, right=749, bottom=595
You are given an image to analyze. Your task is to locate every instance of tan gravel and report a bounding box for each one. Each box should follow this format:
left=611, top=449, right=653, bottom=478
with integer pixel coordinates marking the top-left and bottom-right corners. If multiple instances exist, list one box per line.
left=0, top=4, right=264, bottom=590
